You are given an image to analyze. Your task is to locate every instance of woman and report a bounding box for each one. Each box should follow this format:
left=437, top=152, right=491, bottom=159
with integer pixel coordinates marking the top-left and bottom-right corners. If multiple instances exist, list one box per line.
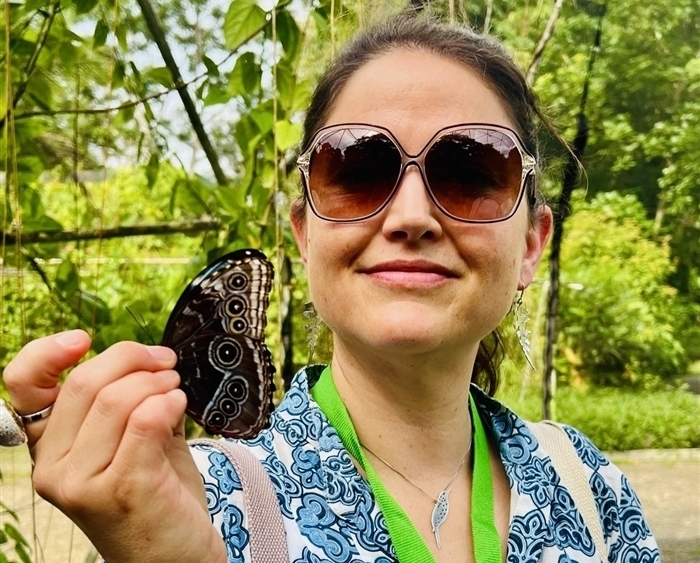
left=2, top=15, right=658, bottom=563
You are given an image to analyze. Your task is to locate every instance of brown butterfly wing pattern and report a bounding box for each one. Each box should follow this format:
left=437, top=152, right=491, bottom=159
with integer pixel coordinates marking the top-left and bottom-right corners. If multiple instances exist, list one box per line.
left=161, top=248, right=275, bottom=439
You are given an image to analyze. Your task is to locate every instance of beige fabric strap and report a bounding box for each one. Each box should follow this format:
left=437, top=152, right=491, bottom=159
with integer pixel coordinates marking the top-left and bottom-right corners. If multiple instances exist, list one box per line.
left=190, top=438, right=289, bottom=563
left=527, top=421, right=608, bottom=563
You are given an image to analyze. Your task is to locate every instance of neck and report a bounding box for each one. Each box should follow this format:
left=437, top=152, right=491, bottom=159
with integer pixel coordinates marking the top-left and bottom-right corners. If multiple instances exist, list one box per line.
left=329, top=338, right=476, bottom=481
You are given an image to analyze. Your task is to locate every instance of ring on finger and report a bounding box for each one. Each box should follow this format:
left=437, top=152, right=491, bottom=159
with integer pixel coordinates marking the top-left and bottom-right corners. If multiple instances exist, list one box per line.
left=0, top=400, right=55, bottom=447
left=19, top=403, right=54, bottom=424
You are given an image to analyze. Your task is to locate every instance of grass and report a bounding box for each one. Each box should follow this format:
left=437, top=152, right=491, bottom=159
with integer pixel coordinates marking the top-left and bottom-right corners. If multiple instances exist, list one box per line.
left=495, top=385, right=700, bottom=451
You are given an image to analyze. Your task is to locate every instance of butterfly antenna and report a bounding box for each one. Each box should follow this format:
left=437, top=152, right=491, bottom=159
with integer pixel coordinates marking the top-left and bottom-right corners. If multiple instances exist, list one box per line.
left=126, top=306, right=156, bottom=344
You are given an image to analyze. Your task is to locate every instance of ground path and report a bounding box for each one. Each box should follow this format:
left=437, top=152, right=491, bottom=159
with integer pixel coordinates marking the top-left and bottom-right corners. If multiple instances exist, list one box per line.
left=608, top=449, right=700, bottom=563
left=1, top=446, right=698, bottom=562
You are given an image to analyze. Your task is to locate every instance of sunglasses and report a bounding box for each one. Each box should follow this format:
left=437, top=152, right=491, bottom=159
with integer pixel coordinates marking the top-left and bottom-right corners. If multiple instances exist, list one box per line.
left=297, top=123, right=536, bottom=223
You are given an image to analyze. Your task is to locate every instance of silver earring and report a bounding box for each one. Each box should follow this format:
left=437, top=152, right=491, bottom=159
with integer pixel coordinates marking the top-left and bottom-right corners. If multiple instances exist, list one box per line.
left=513, top=291, right=536, bottom=370
left=303, top=301, right=321, bottom=364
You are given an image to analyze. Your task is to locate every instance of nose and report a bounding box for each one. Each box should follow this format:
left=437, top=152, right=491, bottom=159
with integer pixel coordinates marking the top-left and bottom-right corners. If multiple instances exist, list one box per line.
left=381, top=163, right=443, bottom=242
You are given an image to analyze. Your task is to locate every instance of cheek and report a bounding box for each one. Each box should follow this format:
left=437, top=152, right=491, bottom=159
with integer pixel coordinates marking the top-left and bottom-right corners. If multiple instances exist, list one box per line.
left=303, top=228, right=352, bottom=308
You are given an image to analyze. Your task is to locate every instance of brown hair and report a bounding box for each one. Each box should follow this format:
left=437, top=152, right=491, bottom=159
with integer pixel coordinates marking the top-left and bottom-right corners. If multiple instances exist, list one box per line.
left=296, top=14, right=563, bottom=395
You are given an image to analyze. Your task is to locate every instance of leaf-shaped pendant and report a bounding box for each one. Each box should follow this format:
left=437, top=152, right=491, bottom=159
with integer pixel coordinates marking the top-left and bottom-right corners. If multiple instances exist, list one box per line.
left=431, top=489, right=451, bottom=549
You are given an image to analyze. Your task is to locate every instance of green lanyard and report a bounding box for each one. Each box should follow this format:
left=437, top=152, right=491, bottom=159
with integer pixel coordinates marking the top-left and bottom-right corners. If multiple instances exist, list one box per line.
left=311, top=366, right=502, bottom=563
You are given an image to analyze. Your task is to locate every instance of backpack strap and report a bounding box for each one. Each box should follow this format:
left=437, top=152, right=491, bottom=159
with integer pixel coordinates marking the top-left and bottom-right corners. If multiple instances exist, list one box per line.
left=190, top=438, right=289, bottom=563
left=526, top=421, right=608, bottom=563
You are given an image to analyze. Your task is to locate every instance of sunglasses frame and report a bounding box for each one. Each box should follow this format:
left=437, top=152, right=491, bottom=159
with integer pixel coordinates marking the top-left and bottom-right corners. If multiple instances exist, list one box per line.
left=297, top=122, right=537, bottom=224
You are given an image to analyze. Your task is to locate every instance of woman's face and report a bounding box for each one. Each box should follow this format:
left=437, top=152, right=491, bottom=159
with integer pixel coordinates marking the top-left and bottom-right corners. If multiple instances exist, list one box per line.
left=292, top=48, right=551, bottom=360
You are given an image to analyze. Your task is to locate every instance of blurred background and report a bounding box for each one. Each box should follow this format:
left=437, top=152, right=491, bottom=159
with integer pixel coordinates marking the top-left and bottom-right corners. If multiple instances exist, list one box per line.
left=1, top=0, right=698, bottom=561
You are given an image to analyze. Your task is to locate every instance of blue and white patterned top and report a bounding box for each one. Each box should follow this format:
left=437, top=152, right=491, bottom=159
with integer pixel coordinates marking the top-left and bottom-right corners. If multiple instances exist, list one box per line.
left=190, top=367, right=660, bottom=563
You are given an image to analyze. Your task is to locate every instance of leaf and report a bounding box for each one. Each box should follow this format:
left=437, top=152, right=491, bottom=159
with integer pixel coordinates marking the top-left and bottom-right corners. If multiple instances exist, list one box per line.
left=115, top=104, right=135, bottom=126
left=172, top=178, right=212, bottom=215
left=58, top=41, right=79, bottom=66
left=15, top=542, right=31, bottom=563
left=16, top=157, right=44, bottom=185
left=146, top=154, right=160, bottom=188
left=250, top=107, right=273, bottom=135
left=202, top=55, right=220, bottom=77
left=26, top=73, right=53, bottom=111
left=143, top=100, right=155, bottom=122
left=112, top=59, right=126, bottom=89
left=145, top=67, right=174, bottom=88
left=0, top=500, right=18, bottom=522
left=276, top=10, right=300, bottom=60
left=227, top=52, right=261, bottom=97
left=274, top=120, right=302, bottom=152
left=3, top=523, right=28, bottom=547
left=22, top=216, right=63, bottom=231
left=216, top=184, right=247, bottom=218
left=275, top=58, right=295, bottom=111
left=74, top=0, right=98, bottom=14
left=55, top=259, right=80, bottom=293
left=114, top=22, right=127, bottom=52
left=93, top=19, right=109, bottom=48
left=234, top=114, right=260, bottom=158
left=224, top=0, right=267, bottom=51
left=203, top=83, right=231, bottom=106
left=66, top=290, right=111, bottom=326
left=25, top=0, right=47, bottom=10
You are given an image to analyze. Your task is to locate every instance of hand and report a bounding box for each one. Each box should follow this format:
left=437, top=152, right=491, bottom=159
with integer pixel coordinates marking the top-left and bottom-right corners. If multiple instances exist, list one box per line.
left=3, top=330, right=227, bottom=563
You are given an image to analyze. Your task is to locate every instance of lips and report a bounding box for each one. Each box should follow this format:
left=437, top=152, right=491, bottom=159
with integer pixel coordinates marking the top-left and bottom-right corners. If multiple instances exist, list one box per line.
left=360, top=260, right=458, bottom=287
left=361, top=260, right=458, bottom=277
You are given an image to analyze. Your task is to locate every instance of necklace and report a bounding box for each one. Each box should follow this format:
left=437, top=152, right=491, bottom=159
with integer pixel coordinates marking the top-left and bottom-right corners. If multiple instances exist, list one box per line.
left=360, top=440, right=473, bottom=549
left=311, top=366, right=501, bottom=563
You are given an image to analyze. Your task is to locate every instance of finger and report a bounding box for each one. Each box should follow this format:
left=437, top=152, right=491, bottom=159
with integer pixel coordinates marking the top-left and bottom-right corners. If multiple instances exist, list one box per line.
left=111, top=389, right=188, bottom=480
left=42, top=342, right=177, bottom=458
left=63, top=369, right=181, bottom=474
left=3, top=330, right=91, bottom=441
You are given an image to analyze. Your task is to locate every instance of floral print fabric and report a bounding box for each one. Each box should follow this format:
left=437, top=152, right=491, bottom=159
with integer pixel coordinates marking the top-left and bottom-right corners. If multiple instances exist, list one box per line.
left=190, top=367, right=659, bottom=563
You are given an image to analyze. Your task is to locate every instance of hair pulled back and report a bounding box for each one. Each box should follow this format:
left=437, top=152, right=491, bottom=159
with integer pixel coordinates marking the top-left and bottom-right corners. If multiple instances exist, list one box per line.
left=299, top=14, right=560, bottom=395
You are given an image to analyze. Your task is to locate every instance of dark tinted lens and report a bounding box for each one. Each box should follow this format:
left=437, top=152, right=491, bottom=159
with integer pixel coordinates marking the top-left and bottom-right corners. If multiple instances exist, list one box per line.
left=425, top=129, right=523, bottom=221
left=308, top=128, right=402, bottom=220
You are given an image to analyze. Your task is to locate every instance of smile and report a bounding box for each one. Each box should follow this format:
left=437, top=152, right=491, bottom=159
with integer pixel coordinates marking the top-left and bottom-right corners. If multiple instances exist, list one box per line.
left=361, top=260, right=458, bottom=288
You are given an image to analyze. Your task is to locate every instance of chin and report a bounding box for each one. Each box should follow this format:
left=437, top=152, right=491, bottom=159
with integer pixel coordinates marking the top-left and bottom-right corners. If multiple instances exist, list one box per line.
left=354, top=310, right=453, bottom=351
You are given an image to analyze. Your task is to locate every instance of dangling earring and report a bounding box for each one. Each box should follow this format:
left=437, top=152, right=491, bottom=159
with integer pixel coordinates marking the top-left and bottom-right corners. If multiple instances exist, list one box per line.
left=303, top=301, right=321, bottom=364
left=512, top=291, right=536, bottom=370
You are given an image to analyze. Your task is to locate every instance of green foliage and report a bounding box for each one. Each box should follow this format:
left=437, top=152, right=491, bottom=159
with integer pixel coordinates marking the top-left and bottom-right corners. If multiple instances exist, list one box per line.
left=2, top=3, right=700, bottom=560
left=557, top=191, right=686, bottom=386
left=497, top=385, right=700, bottom=451
left=0, top=502, right=33, bottom=563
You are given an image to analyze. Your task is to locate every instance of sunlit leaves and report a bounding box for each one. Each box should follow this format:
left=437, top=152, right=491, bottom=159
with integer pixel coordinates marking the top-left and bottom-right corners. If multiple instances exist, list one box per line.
left=145, top=66, right=174, bottom=88
left=558, top=192, right=685, bottom=386
left=55, top=259, right=80, bottom=293
left=274, top=120, right=301, bottom=152
left=227, top=52, right=261, bottom=97
left=74, top=0, right=99, bottom=15
left=93, top=19, right=109, bottom=47
left=276, top=10, right=301, bottom=60
left=223, top=0, right=267, bottom=51
left=146, top=154, right=160, bottom=188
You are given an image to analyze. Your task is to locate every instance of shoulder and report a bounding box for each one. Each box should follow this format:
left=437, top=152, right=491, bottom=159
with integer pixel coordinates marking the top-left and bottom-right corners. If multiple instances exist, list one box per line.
left=472, top=388, right=659, bottom=561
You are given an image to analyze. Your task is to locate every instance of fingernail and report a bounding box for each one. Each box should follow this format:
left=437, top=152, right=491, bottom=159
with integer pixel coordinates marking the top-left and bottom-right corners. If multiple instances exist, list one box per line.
left=148, top=346, right=176, bottom=362
left=55, top=329, right=86, bottom=348
left=160, top=369, right=180, bottom=383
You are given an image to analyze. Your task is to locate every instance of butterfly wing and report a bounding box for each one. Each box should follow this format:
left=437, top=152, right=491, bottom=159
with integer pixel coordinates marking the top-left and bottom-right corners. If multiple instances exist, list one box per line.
left=162, top=248, right=275, bottom=438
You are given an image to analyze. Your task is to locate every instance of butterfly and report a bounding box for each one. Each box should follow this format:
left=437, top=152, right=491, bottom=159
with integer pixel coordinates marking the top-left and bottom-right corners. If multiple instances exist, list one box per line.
left=161, top=248, right=275, bottom=439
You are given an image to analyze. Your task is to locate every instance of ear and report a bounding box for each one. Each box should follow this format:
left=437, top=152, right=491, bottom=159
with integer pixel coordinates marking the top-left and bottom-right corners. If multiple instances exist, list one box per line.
left=518, top=205, right=553, bottom=289
left=290, top=201, right=308, bottom=265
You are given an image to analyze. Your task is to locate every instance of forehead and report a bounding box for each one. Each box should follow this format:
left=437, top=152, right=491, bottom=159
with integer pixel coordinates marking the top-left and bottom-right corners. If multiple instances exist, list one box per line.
left=323, top=48, right=515, bottom=152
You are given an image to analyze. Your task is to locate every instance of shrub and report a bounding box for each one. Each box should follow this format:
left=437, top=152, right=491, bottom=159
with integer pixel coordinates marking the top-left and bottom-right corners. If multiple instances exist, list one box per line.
left=497, top=385, right=700, bottom=451
left=557, top=191, right=686, bottom=387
